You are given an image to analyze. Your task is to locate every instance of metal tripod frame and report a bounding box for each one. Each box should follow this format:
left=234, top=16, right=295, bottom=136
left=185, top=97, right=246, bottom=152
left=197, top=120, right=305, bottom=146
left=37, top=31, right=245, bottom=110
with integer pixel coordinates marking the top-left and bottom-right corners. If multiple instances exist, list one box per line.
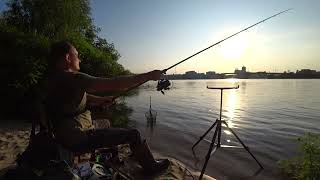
left=192, top=85, right=263, bottom=180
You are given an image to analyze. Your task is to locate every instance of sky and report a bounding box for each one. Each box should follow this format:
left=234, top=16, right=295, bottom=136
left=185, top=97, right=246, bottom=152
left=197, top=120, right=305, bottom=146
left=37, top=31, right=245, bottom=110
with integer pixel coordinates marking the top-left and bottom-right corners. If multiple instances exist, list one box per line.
left=1, top=0, right=320, bottom=74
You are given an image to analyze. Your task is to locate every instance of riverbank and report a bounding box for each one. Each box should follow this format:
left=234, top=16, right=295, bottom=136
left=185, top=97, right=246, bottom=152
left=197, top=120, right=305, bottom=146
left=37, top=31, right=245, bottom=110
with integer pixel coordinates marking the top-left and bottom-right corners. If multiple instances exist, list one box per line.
left=0, top=120, right=30, bottom=171
left=0, top=120, right=215, bottom=179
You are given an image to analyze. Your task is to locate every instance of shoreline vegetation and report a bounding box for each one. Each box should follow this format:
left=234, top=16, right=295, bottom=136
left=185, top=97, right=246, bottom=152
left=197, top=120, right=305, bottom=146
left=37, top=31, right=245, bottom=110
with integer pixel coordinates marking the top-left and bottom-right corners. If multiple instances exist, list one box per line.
left=278, top=133, right=320, bottom=180
left=0, top=0, right=130, bottom=117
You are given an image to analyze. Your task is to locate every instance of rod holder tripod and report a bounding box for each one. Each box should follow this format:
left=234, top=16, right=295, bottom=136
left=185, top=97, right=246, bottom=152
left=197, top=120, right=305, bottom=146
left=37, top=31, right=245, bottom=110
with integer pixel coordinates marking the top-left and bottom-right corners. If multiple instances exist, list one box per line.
left=192, top=85, right=263, bottom=180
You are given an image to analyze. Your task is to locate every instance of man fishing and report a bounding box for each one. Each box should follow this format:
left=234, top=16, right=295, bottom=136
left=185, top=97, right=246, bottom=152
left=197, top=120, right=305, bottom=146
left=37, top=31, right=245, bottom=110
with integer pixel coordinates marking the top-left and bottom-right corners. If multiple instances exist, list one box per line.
left=45, top=41, right=170, bottom=174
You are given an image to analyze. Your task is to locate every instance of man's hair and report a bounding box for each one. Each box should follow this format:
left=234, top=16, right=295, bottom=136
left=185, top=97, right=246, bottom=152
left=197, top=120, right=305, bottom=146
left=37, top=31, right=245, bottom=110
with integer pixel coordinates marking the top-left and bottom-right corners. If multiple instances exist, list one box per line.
left=49, top=41, right=74, bottom=66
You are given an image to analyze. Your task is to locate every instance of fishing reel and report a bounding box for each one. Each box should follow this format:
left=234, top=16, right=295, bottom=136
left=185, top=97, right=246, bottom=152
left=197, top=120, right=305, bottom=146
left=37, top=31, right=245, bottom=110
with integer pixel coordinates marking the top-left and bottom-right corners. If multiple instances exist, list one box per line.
left=157, top=79, right=171, bottom=95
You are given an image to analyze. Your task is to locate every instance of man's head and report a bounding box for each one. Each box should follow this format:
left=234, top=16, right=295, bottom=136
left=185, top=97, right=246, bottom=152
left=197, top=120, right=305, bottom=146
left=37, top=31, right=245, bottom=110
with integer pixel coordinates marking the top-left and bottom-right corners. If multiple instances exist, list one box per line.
left=50, top=41, right=81, bottom=72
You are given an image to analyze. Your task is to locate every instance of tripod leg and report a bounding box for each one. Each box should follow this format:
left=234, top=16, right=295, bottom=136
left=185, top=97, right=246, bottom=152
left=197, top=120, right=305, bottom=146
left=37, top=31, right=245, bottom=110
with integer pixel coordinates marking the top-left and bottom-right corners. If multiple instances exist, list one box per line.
left=217, top=120, right=222, bottom=147
left=199, top=124, right=219, bottom=180
left=222, top=121, right=264, bottom=169
left=192, top=120, right=217, bottom=150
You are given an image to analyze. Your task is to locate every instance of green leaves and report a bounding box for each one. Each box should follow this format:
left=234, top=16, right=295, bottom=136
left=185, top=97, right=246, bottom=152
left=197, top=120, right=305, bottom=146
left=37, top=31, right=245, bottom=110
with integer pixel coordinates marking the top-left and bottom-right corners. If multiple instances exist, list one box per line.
left=279, top=133, right=320, bottom=180
left=3, top=0, right=94, bottom=40
left=0, top=0, right=130, bottom=117
left=0, top=28, right=48, bottom=92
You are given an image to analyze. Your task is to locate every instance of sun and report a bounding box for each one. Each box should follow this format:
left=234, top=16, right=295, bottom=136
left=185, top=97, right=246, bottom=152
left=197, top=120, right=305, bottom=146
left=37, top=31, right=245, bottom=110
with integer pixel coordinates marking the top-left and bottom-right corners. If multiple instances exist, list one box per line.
left=219, top=37, right=248, bottom=60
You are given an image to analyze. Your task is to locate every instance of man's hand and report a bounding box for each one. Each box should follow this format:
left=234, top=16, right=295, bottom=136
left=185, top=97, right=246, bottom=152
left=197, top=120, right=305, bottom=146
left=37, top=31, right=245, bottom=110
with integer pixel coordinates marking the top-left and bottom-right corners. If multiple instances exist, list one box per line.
left=147, top=70, right=163, bottom=81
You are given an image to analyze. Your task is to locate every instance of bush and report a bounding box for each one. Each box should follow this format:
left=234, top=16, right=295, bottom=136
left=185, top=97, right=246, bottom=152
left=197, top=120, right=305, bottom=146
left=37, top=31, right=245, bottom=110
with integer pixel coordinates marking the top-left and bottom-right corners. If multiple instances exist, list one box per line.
left=279, top=133, right=320, bottom=180
left=0, top=26, right=49, bottom=116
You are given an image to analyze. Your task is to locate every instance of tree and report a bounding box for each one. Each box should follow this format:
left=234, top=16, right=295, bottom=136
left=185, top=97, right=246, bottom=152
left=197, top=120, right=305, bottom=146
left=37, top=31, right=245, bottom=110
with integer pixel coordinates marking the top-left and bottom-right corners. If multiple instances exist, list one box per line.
left=3, top=0, right=93, bottom=39
left=94, top=37, right=121, bottom=61
left=0, top=0, right=130, bottom=117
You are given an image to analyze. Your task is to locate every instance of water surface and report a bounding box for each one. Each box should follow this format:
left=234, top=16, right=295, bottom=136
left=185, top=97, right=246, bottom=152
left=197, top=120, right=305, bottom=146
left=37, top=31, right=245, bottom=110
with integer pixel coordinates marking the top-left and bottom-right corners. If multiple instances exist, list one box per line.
left=125, top=79, right=320, bottom=179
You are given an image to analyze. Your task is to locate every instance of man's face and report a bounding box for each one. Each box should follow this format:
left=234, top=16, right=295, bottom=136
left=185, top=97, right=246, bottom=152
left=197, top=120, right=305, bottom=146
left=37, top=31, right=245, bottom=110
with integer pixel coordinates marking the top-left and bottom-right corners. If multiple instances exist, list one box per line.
left=67, top=46, right=81, bottom=71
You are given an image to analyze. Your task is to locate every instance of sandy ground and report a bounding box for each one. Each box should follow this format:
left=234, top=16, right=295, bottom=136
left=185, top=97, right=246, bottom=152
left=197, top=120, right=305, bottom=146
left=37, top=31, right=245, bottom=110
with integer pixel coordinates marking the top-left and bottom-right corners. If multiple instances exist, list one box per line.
left=0, top=121, right=215, bottom=180
left=0, top=121, right=30, bottom=171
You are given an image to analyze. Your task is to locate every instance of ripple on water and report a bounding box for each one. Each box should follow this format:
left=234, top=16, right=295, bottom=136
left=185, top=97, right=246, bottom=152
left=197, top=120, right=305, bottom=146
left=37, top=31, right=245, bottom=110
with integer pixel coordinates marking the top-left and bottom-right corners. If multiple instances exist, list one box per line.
left=125, top=79, right=320, bottom=179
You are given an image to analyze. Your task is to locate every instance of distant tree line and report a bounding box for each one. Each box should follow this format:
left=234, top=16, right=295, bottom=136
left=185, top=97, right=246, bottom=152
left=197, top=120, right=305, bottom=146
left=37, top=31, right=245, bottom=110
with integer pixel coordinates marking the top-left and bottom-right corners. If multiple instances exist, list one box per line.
left=0, top=0, right=130, bottom=118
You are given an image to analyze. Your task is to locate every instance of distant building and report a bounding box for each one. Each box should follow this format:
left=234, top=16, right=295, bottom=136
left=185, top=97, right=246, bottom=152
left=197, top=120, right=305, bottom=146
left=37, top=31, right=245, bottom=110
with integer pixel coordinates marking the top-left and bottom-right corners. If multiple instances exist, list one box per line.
left=206, top=71, right=216, bottom=79
left=185, top=71, right=197, bottom=75
left=234, top=66, right=248, bottom=79
left=296, top=69, right=316, bottom=75
left=241, top=66, right=246, bottom=72
left=296, top=69, right=318, bottom=78
left=185, top=71, right=197, bottom=79
left=206, top=71, right=216, bottom=76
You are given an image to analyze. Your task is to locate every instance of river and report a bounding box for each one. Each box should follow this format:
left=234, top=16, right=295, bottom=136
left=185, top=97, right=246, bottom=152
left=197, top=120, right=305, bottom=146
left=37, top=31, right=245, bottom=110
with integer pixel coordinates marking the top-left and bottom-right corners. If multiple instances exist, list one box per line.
left=124, top=79, right=320, bottom=180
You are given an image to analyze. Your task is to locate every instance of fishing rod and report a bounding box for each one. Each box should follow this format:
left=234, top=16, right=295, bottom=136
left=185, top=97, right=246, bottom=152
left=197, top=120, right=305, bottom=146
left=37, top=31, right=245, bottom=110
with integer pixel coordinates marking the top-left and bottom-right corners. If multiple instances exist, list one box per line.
left=101, top=9, right=291, bottom=106
left=156, top=8, right=292, bottom=92
left=161, top=8, right=292, bottom=74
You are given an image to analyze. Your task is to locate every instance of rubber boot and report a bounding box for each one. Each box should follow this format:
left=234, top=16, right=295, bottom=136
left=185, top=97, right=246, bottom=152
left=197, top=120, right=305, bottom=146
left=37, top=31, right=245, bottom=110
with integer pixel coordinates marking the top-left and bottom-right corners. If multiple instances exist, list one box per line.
left=133, top=140, right=170, bottom=174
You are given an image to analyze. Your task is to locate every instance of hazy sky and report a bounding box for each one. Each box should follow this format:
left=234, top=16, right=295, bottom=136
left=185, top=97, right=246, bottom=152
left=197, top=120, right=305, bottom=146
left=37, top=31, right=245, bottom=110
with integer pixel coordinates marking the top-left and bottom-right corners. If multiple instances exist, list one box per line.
left=1, top=0, right=319, bottom=73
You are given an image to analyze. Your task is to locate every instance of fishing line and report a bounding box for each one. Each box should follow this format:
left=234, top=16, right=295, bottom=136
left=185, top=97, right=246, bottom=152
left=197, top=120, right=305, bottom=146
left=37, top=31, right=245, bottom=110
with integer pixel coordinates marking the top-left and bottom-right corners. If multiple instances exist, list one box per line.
left=145, top=96, right=157, bottom=121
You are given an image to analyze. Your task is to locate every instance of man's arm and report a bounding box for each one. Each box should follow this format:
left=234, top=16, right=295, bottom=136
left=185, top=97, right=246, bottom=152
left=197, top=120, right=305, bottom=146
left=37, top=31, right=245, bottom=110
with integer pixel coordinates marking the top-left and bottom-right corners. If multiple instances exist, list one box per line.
left=86, top=70, right=162, bottom=93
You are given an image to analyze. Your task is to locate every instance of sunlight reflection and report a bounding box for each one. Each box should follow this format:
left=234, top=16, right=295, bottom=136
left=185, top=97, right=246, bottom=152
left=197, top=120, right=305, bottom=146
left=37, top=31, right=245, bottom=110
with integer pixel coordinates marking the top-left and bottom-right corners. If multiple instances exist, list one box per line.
left=225, top=89, right=237, bottom=127
left=225, top=78, right=239, bottom=83
left=223, top=130, right=231, bottom=135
